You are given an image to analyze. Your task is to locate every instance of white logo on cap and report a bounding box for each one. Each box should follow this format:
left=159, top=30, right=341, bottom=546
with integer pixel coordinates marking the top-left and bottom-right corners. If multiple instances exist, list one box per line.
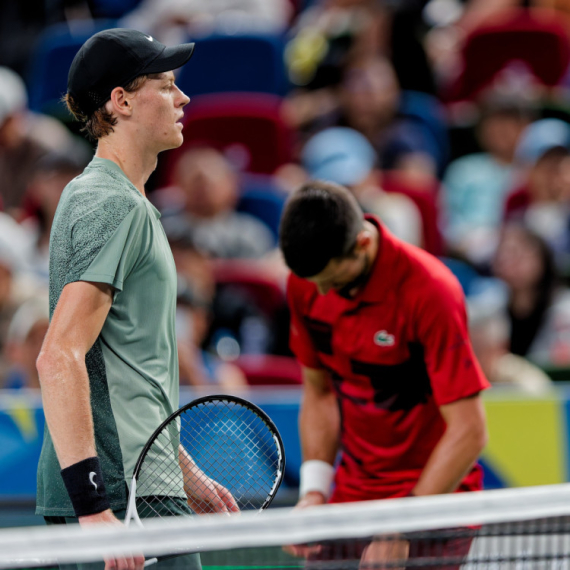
left=145, top=35, right=154, bottom=42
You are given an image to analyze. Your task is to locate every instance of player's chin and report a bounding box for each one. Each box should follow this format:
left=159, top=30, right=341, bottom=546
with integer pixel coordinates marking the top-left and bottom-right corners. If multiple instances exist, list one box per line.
left=165, top=131, right=184, bottom=150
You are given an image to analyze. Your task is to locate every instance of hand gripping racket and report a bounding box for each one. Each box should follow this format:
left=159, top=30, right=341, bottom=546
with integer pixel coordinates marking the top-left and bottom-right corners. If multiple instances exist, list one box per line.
left=124, top=394, right=286, bottom=565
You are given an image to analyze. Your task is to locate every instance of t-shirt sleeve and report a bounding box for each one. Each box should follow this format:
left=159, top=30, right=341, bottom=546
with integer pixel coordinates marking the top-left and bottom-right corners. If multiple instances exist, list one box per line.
left=66, top=200, right=148, bottom=292
left=287, top=274, right=322, bottom=370
left=413, top=273, right=490, bottom=406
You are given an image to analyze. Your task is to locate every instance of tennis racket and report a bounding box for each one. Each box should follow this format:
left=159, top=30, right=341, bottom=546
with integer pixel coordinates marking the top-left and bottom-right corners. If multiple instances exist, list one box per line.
left=124, top=394, right=286, bottom=564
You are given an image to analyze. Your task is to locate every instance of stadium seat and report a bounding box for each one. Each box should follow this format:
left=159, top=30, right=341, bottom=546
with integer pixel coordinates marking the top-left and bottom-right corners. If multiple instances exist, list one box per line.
left=27, top=20, right=116, bottom=116
left=380, top=172, right=444, bottom=257
left=439, top=257, right=480, bottom=295
left=160, top=93, right=293, bottom=184
left=177, top=32, right=289, bottom=97
left=233, top=354, right=302, bottom=386
left=399, top=90, right=450, bottom=176
left=237, top=178, right=287, bottom=245
left=444, top=8, right=570, bottom=102
left=213, top=260, right=287, bottom=320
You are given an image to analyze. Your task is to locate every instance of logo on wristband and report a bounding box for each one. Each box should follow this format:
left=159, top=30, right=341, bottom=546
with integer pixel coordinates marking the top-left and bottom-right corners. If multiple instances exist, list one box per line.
left=89, top=472, right=98, bottom=491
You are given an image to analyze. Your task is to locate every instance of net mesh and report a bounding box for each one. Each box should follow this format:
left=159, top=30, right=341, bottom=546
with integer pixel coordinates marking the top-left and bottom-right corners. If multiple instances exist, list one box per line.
left=135, top=398, right=283, bottom=517
left=4, top=484, right=570, bottom=569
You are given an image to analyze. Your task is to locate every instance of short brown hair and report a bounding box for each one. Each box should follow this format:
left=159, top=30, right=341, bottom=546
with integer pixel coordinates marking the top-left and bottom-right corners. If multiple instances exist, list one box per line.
left=279, top=180, right=364, bottom=278
left=63, top=75, right=148, bottom=140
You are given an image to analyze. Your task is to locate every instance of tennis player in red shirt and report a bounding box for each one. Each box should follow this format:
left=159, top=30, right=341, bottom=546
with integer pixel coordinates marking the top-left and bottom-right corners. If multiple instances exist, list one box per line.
left=280, top=180, right=489, bottom=567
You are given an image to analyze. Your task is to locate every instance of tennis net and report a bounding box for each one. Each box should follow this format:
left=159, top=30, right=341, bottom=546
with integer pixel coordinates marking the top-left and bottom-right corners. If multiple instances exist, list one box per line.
left=4, top=483, right=570, bottom=569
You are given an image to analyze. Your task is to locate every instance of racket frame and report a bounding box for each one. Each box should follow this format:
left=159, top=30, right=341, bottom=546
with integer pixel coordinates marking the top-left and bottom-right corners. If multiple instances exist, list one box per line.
left=126, top=394, right=286, bottom=528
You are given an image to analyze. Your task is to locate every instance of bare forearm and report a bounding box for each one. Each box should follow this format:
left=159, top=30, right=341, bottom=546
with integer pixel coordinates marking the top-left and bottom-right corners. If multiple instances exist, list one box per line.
left=412, top=427, right=485, bottom=496
left=300, top=389, right=339, bottom=464
left=38, top=351, right=96, bottom=469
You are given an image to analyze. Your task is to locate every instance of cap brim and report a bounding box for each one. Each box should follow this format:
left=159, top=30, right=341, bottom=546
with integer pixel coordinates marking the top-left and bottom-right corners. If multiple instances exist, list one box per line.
left=143, top=43, right=195, bottom=74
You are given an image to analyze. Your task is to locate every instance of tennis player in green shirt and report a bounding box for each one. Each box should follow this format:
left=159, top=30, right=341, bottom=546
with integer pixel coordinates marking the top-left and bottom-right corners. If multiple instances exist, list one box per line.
left=35, top=28, right=238, bottom=570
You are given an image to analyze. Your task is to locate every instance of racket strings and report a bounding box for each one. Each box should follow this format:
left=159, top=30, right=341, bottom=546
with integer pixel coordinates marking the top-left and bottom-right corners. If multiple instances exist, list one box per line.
left=179, top=407, right=280, bottom=506
left=135, top=400, right=282, bottom=517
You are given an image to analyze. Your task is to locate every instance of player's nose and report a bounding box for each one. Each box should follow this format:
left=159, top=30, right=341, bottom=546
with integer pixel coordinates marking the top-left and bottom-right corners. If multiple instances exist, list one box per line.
left=176, top=85, right=190, bottom=107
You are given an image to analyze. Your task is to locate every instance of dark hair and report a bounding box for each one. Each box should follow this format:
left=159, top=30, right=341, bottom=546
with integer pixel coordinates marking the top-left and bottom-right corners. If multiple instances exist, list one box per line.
left=517, top=224, right=557, bottom=303
left=279, top=180, right=364, bottom=278
left=503, top=223, right=558, bottom=355
left=63, top=74, right=148, bottom=140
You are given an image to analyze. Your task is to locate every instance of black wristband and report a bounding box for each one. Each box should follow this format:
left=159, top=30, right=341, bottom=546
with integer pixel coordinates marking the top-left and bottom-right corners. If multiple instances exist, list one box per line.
left=60, top=457, right=111, bottom=517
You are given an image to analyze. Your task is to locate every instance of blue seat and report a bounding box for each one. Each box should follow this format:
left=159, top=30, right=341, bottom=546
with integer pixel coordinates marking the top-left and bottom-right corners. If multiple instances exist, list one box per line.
left=177, top=32, right=289, bottom=97
left=27, top=20, right=116, bottom=116
left=237, top=178, right=287, bottom=245
left=439, top=257, right=480, bottom=295
left=399, top=90, right=450, bottom=176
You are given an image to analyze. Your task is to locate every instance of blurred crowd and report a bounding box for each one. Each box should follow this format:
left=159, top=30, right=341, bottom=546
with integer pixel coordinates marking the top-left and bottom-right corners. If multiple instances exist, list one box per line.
left=5, top=0, right=570, bottom=393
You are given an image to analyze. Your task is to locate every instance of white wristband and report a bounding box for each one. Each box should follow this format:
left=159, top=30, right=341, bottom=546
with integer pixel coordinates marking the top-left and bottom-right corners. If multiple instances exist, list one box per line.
left=299, top=460, right=334, bottom=500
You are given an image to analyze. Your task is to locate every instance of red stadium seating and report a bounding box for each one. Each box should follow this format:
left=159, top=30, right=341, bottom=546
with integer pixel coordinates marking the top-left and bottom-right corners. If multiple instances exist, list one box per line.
left=234, top=354, right=302, bottom=386
left=213, top=260, right=287, bottom=319
left=380, top=172, right=444, bottom=257
left=444, top=8, right=570, bottom=102
left=159, top=93, right=293, bottom=186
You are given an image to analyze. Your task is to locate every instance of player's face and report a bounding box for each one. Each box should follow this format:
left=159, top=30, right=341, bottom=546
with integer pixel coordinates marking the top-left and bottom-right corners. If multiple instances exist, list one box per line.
left=131, top=71, right=190, bottom=151
left=308, top=249, right=370, bottom=298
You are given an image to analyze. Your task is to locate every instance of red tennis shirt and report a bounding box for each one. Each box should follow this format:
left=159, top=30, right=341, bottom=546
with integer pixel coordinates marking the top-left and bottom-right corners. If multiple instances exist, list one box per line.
left=287, top=216, right=490, bottom=502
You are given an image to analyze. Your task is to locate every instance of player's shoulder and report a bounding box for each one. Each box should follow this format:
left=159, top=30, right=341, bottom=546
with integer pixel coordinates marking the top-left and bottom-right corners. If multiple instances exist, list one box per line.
left=397, top=239, right=464, bottom=306
left=60, top=165, right=142, bottom=226
left=286, top=271, right=318, bottom=307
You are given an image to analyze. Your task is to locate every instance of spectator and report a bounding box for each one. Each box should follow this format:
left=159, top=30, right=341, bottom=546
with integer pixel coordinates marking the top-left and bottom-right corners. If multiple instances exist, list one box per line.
left=291, top=56, right=444, bottom=179
left=165, top=226, right=277, bottom=358
left=504, top=118, right=570, bottom=268
left=492, top=223, right=570, bottom=367
left=301, top=126, right=424, bottom=247
left=4, top=296, right=49, bottom=390
left=20, top=152, right=85, bottom=284
left=122, top=0, right=292, bottom=45
left=0, top=212, right=42, bottom=380
left=425, top=1, right=570, bottom=87
left=468, top=292, right=553, bottom=394
left=441, top=96, right=533, bottom=264
left=0, top=67, right=80, bottom=218
left=286, top=0, right=389, bottom=90
left=176, top=277, right=248, bottom=389
left=159, top=147, right=275, bottom=259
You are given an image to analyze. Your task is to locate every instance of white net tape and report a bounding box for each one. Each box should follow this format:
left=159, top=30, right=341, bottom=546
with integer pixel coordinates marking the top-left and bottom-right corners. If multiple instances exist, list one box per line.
left=3, top=483, right=570, bottom=567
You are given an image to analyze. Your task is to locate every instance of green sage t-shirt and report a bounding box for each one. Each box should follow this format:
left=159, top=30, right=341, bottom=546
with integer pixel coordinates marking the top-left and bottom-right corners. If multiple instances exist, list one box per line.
left=36, top=157, right=184, bottom=517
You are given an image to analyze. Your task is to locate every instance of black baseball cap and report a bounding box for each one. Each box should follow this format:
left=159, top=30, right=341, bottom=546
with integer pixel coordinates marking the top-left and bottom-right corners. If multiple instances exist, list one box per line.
left=68, top=28, right=195, bottom=117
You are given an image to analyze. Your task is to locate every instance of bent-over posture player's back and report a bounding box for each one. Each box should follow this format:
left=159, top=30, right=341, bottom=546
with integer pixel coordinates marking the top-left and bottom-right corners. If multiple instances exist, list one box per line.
left=279, top=180, right=489, bottom=568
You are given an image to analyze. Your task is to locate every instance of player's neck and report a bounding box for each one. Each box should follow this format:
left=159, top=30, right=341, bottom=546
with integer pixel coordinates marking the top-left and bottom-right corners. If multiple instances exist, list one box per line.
left=95, top=135, right=158, bottom=196
left=363, top=220, right=380, bottom=269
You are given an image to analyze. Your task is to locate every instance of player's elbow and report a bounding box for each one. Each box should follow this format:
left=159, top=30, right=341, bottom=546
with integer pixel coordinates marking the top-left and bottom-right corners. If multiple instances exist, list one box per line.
left=36, top=350, right=58, bottom=388
left=36, top=346, right=79, bottom=388
left=465, top=419, right=488, bottom=457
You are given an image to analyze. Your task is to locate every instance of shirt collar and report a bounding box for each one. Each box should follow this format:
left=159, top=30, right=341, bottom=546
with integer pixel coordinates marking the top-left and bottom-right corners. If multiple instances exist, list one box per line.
left=88, top=157, right=161, bottom=219
left=352, top=214, right=398, bottom=304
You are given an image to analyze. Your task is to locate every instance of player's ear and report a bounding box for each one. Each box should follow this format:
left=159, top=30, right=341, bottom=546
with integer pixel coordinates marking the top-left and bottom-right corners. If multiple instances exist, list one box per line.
left=354, top=229, right=372, bottom=252
left=108, top=86, right=133, bottom=117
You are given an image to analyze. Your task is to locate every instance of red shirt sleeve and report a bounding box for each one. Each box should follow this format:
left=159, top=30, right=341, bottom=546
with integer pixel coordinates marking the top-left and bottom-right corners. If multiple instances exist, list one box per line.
left=412, top=270, right=490, bottom=406
left=286, top=274, right=323, bottom=370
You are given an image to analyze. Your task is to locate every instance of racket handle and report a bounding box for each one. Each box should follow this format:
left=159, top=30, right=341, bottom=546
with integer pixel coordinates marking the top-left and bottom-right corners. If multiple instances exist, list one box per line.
left=144, top=558, right=158, bottom=567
